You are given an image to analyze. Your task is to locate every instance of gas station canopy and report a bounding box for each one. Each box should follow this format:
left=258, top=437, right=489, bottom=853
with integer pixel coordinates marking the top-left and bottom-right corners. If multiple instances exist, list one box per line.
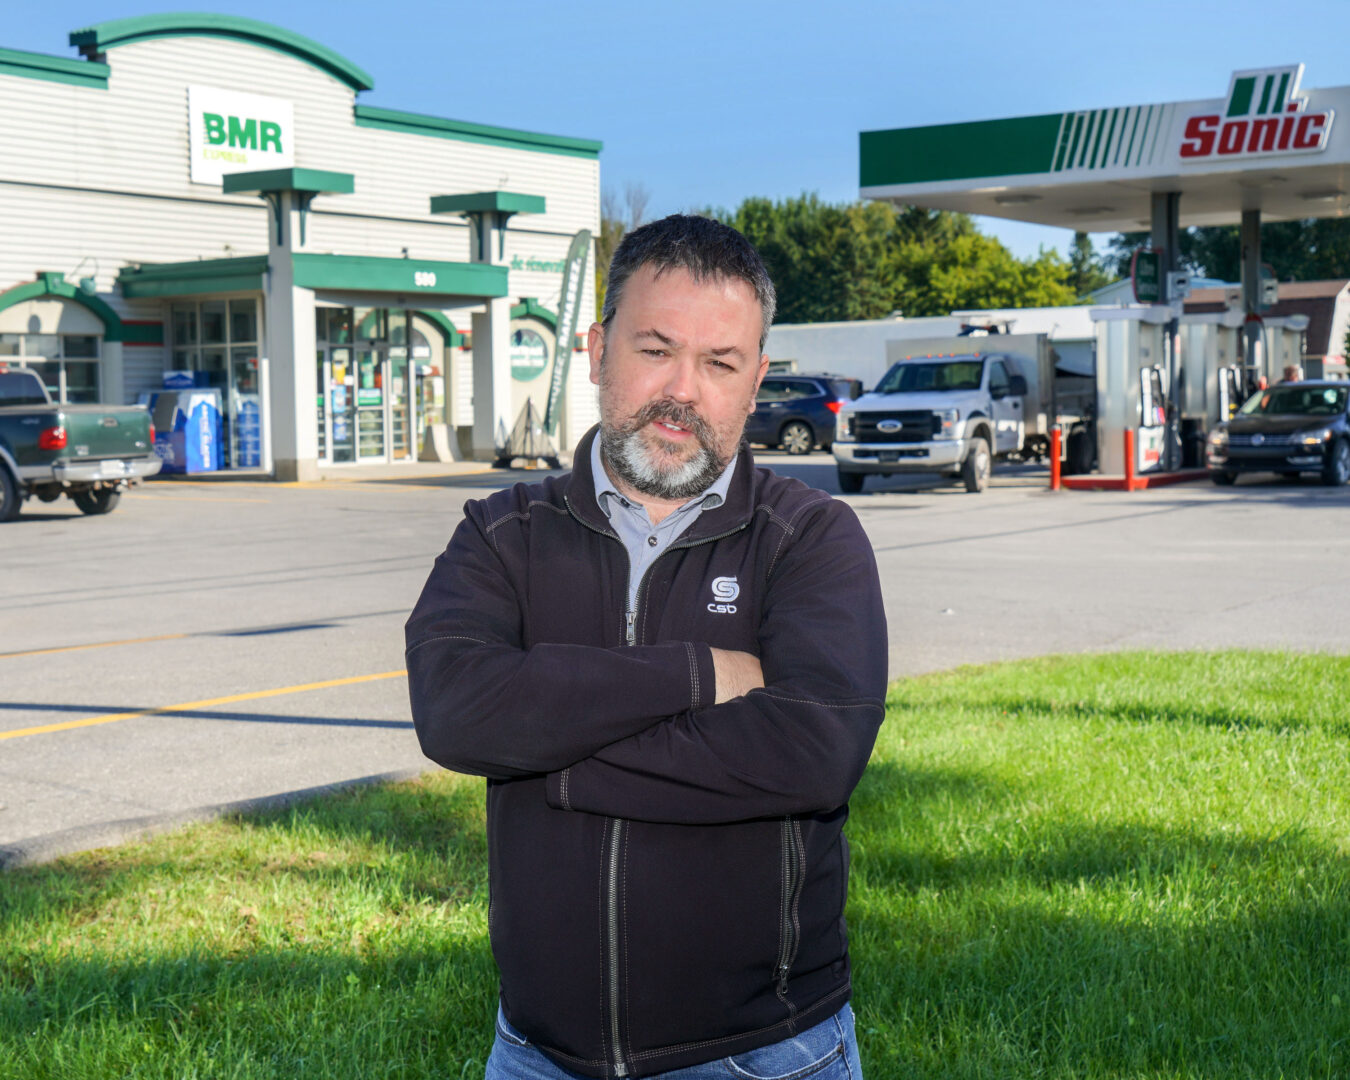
left=860, top=65, right=1350, bottom=233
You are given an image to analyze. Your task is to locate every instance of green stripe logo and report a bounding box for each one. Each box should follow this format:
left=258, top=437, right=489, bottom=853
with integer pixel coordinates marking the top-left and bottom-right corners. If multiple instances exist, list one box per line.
left=1225, top=65, right=1301, bottom=118
left=1051, top=102, right=1169, bottom=173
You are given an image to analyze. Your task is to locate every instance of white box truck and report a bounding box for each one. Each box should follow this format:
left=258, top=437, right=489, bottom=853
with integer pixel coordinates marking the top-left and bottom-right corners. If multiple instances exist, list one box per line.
left=832, top=332, right=1094, bottom=493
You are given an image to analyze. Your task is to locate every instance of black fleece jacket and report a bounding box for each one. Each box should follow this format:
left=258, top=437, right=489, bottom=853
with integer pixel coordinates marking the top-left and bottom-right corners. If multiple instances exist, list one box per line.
left=406, top=428, right=887, bottom=1078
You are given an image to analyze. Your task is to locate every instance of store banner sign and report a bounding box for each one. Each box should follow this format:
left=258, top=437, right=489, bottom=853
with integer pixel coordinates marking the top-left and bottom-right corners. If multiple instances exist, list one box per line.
left=188, top=85, right=294, bottom=186
left=1179, top=65, right=1333, bottom=162
left=542, top=229, right=592, bottom=435
left=510, top=327, right=550, bottom=382
left=1131, top=249, right=1162, bottom=304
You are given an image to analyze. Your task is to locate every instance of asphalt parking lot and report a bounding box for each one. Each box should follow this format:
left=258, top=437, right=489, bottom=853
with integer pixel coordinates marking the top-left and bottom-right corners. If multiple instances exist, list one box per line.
left=2, top=451, right=1347, bottom=865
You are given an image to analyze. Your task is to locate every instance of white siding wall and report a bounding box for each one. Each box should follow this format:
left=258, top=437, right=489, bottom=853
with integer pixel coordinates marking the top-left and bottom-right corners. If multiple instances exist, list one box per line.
left=124, top=345, right=170, bottom=401
left=0, top=33, right=600, bottom=446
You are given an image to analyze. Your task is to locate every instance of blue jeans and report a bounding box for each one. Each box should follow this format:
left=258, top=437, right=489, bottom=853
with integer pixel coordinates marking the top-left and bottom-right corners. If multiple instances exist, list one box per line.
left=484, top=1002, right=862, bottom=1080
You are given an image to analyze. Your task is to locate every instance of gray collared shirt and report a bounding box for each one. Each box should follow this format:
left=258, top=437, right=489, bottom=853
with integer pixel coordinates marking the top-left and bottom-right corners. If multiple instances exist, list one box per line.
left=590, top=433, right=737, bottom=623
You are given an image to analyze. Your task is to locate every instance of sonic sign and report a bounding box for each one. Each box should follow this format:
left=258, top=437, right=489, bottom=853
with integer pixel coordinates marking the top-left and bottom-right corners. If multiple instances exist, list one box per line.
left=1180, top=65, right=1333, bottom=162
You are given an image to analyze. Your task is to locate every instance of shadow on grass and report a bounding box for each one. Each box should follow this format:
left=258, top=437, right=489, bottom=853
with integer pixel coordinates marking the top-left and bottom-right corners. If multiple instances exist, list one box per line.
left=885, top=688, right=1347, bottom=737
left=847, top=760, right=1350, bottom=1078
left=0, top=942, right=499, bottom=1079
left=0, top=775, right=489, bottom=935
left=852, top=759, right=1331, bottom=890
left=0, top=775, right=501, bottom=1077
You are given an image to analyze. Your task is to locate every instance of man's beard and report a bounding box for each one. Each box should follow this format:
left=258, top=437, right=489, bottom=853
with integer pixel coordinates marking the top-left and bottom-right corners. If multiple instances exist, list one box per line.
left=599, top=398, right=733, bottom=501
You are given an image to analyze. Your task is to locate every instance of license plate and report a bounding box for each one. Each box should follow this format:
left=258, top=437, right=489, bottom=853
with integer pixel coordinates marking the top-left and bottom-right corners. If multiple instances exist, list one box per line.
left=100, top=460, right=128, bottom=477
left=878, top=451, right=900, bottom=462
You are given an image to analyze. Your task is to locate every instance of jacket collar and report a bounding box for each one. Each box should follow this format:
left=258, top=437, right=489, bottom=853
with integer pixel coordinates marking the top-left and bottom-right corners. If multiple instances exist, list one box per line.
left=565, top=424, right=757, bottom=542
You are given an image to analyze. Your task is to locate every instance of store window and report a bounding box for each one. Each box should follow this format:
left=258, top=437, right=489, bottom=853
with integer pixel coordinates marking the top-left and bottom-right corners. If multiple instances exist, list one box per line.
left=170, top=299, right=258, bottom=386
left=0, top=333, right=101, bottom=403
left=169, top=299, right=262, bottom=467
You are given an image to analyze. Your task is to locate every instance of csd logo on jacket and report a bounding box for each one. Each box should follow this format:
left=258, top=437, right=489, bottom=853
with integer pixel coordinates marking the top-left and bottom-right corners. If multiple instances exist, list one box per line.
left=707, top=576, right=739, bottom=614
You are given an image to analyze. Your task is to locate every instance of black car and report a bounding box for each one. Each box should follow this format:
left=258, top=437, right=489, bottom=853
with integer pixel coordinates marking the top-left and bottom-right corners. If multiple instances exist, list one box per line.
left=1207, top=380, right=1350, bottom=485
left=744, top=373, right=863, bottom=455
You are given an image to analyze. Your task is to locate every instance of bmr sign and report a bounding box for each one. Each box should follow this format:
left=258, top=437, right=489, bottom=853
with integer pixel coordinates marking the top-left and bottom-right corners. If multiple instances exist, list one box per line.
left=188, top=86, right=294, bottom=186
left=1180, top=65, right=1333, bottom=162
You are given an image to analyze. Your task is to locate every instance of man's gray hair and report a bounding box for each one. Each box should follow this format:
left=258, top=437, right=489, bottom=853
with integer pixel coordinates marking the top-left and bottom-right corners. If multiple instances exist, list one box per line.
left=601, top=215, right=777, bottom=351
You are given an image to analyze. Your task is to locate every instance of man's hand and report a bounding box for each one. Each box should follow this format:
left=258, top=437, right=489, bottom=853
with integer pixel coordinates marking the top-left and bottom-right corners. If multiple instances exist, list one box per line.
left=710, top=648, right=764, bottom=704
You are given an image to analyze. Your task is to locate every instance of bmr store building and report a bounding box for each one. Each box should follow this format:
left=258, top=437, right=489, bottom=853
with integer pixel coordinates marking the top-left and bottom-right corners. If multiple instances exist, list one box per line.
left=0, top=14, right=601, bottom=478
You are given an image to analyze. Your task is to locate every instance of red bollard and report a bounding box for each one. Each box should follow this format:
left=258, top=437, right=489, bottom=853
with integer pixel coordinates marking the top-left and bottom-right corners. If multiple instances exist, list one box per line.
left=1124, top=429, right=1137, bottom=491
left=1049, top=426, right=1062, bottom=490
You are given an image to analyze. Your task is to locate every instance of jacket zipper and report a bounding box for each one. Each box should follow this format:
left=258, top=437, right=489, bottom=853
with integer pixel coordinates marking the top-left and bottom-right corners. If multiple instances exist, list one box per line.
left=606, top=819, right=627, bottom=1077
left=562, top=496, right=752, bottom=1075
left=776, top=817, right=804, bottom=1016
left=565, top=496, right=632, bottom=1076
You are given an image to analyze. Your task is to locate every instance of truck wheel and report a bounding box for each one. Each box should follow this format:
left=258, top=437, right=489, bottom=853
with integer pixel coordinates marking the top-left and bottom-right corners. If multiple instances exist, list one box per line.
left=837, top=469, right=865, bottom=494
left=962, top=438, right=991, bottom=493
left=72, top=487, right=122, bottom=515
left=779, top=421, right=814, bottom=455
left=0, top=467, right=19, bottom=522
left=1322, top=438, right=1350, bottom=486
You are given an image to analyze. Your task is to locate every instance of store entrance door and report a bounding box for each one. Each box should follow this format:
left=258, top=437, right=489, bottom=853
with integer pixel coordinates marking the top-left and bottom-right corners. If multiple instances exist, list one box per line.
left=315, top=308, right=425, bottom=466
left=319, top=346, right=356, bottom=463
left=353, top=346, right=387, bottom=461
left=389, top=344, right=416, bottom=460
left=317, top=344, right=419, bottom=464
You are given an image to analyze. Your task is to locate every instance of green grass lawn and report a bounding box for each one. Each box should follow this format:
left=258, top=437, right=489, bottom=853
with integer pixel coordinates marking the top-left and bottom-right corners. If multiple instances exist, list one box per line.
left=2, top=651, right=1347, bottom=1079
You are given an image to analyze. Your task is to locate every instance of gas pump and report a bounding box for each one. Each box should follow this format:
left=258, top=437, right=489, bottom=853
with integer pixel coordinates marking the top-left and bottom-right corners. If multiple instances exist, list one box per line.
left=1137, top=365, right=1167, bottom=473
left=1243, top=313, right=1265, bottom=395
left=1090, top=306, right=1170, bottom=475
left=1218, top=366, right=1245, bottom=419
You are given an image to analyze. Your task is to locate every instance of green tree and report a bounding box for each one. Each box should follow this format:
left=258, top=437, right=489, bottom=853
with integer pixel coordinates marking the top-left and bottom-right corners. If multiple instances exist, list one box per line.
left=713, top=194, right=1075, bottom=322
left=1068, top=232, right=1112, bottom=298
left=1105, top=217, right=1350, bottom=282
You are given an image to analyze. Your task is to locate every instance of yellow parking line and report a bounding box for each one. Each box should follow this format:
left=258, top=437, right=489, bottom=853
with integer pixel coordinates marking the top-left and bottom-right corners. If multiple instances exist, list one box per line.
left=0, top=633, right=191, bottom=660
left=0, top=670, right=408, bottom=742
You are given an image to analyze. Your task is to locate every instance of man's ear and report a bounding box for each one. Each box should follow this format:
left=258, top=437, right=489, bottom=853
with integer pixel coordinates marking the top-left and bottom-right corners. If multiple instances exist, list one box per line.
left=588, top=323, right=605, bottom=386
left=748, top=354, right=770, bottom=414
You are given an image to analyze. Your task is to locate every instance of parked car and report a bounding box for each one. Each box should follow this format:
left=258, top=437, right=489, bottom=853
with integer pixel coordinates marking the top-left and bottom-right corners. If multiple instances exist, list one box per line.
left=0, top=363, right=161, bottom=521
left=1206, top=380, right=1350, bottom=486
left=745, top=373, right=862, bottom=455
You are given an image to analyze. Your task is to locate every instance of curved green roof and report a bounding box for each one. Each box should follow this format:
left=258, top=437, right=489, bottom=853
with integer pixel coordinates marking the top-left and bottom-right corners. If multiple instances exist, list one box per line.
left=69, top=13, right=374, bottom=91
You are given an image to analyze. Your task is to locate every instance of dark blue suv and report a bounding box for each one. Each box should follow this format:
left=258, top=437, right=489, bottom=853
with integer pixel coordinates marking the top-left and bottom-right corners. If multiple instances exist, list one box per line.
left=745, top=373, right=863, bottom=454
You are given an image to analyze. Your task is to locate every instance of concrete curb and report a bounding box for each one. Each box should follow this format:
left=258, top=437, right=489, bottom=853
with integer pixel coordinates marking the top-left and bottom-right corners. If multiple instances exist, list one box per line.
left=0, top=767, right=430, bottom=870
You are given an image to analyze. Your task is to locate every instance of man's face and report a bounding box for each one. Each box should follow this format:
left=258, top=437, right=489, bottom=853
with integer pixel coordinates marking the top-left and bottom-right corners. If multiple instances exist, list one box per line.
left=589, top=264, right=768, bottom=502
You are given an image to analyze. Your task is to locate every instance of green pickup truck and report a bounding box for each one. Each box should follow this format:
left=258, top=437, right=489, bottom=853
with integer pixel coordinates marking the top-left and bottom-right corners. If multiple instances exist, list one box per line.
left=0, top=363, right=162, bottom=521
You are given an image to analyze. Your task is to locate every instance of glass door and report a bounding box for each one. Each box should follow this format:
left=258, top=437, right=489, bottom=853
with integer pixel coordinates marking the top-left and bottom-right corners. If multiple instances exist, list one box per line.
left=355, top=347, right=386, bottom=461
left=389, top=344, right=416, bottom=460
left=315, top=350, right=329, bottom=461
left=329, top=347, right=357, bottom=463
left=231, top=348, right=261, bottom=468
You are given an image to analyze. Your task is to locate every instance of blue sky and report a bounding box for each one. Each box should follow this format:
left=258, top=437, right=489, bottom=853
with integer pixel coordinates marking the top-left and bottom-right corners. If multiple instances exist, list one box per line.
left=11, top=1, right=1350, bottom=260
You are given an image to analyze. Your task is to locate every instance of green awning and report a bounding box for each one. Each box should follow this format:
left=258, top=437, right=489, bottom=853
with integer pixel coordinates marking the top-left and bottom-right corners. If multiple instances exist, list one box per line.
left=223, top=168, right=355, bottom=196
left=430, top=191, right=546, bottom=216
left=119, top=256, right=269, bottom=299
left=118, top=253, right=508, bottom=300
